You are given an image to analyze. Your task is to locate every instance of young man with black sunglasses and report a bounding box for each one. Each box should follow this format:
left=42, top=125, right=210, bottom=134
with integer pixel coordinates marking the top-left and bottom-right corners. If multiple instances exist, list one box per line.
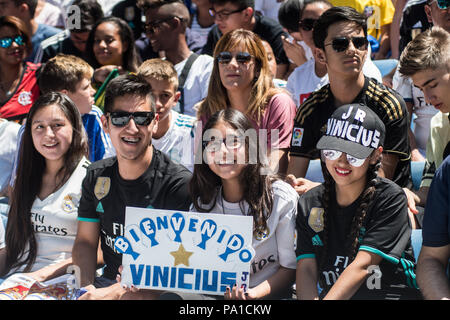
left=285, top=0, right=382, bottom=108
left=72, top=74, right=192, bottom=299
left=287, top=6, right=412, bottom=195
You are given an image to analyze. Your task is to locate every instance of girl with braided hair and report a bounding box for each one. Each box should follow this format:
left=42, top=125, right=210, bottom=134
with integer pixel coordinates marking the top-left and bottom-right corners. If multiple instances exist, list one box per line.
left=295, top=103, right=421, bottom=300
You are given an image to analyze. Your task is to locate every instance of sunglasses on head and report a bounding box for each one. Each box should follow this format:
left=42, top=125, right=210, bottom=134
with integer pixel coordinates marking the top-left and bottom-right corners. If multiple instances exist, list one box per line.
left=325, top=36, right=368, bottom=52
left=108, top=111, right=155, bottom=127
left=321, top=149, right=367, bottom=167
left=299, top=18, right=317, bottom=31
left=428, top=0, right=449, bottom=9
left=217, top=51, right=253, bottom=65
left=0, top=35, right=24, bottom=49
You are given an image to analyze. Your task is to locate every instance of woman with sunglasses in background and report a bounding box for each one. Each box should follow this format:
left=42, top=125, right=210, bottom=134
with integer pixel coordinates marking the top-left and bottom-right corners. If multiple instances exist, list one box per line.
left=296, top=103, right=421, bottom=300
left=285, top=0, right=382, bottom=109
left=188, top=108, right=297, bottom=300
left=196, top=29, right=296, bottom=174
left=0, top=16, right=40, bottom=123
left=0, top=92, right=89, bottom=291
left=85, top=17, right=140, bottom=111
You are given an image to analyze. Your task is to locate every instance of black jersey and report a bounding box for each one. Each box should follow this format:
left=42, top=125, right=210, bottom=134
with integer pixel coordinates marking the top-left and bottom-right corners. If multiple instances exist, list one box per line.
left=290, top=77, right=412, bottom=188
left=78, top=148, right=192, bottom=280
left=296, top=177, right=421, bottom=300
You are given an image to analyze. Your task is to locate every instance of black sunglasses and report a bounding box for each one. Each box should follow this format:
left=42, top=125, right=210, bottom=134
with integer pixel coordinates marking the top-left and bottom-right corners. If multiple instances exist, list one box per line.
left=108, top=111, right=155, bottom=127
left=325, top=36, right=368, bottom=52
left=143, top=16, right=182, bottom=34
left=299, top=18, right=317, bottom=31
left=217, top=51, right=252, bottom=65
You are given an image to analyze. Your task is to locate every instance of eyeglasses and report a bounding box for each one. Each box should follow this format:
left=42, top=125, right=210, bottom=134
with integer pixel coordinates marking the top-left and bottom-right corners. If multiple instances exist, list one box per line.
left=324, top=36, right=368, bottom=52
left=202, top=135, right=245, bottom=153
left=209, top=7, right=245, bottom=20
left=299, top=18, right=317, bottom=31
left=321, top=149, right=367, bottom=167
left=428, top=0, right=449, bottom=9
left=143, top=16, right=182, bottom=34
left=108, top=111, right=155, bottom=127
left=217, top=51, right=253, bottom=65
left=0, top=35, right=24, bottom=49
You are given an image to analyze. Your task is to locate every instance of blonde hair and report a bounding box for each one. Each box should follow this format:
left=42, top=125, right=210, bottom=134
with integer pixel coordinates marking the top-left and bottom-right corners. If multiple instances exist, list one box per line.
left=137, top=58, right=179, bottom=91
left=399, top=27, right=450, bottom=77
left=39, top=54, right=94, bottom=93
left=197, top=29, right=284, bottom=122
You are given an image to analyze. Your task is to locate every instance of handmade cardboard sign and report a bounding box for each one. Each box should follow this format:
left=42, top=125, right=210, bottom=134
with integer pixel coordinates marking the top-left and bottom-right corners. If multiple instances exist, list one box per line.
left=116, top=207, right=255, bottom=296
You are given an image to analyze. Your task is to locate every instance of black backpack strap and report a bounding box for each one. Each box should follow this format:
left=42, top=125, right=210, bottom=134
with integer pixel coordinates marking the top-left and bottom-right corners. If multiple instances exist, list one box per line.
left=176, top=52, right=199, bottom=114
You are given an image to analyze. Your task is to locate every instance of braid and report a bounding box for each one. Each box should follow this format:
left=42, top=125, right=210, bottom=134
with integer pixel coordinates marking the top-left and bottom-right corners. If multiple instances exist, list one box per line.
left=347, top=160, right=381, bottom=261
left=318, top=160, right=334, bottom=289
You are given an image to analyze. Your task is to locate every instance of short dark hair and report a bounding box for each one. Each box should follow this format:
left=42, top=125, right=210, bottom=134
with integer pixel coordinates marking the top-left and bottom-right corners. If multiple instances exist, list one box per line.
left=278, top=0, right=304, bottom=32
left=104, top=73, right=155, bottom=114
left=210, top=0, right=255, bottom=10
left=13, top=0, right=37, bottom=17
left=313, top=6, right=367, bottom=49
left=70, top=0, right=104, bottom=33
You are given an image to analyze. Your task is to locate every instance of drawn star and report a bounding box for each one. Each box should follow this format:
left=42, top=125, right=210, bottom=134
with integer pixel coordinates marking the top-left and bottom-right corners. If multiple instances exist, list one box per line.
left=170, top=244, right=193, bottom=267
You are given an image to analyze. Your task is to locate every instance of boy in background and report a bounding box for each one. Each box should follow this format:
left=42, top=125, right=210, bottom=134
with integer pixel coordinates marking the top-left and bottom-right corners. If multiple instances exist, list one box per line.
left=39, top=54, right=115, bottom=162
left=137, top=58, right=196, bottom=171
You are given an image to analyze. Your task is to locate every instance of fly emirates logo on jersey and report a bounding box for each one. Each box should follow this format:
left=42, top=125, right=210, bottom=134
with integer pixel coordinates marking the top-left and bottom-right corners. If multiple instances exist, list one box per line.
left=323, top=255, right=350, bottom=286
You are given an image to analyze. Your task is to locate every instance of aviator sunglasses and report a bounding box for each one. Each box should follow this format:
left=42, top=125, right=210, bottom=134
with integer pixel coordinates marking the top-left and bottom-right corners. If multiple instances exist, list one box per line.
left=217, top=51, right=253, bottom=65
left=321, top=149, right=367, bottom=167
left=325, top=36, right=368, bottom=52
left=0, top=35, right=24, bottom=49
left=108, top=111, right=155, bottom=127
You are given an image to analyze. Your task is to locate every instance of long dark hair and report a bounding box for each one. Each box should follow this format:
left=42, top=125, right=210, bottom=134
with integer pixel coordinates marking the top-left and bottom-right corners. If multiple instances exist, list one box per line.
left=2, top=92, right=89, bottom=275
left=317, top=154, right=380, bottom=289
left=190, top=108, right=276, bottom=234
left=85, top=16, right=140, bottom=72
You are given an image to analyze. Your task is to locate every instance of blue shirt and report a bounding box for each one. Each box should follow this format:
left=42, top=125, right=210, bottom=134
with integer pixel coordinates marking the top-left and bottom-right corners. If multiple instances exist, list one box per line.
left=27, top=23, right=60, bottom=62
left=82, top=106, right=115, bottom=162
left=423, top=155, right=450, bottom=247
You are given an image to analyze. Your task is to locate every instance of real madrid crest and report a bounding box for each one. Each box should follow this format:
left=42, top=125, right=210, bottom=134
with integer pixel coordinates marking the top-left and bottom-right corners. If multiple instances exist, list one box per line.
left=94, top=177, right=111, bottom=200
left=308, top=207, right=324, bottom=233
left=254, top=226, right=270, bottom=241
left=62, top=193, right=81, bottom=213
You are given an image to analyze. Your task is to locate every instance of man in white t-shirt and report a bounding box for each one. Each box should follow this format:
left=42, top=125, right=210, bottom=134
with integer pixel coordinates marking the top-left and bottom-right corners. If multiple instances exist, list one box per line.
left=139, top=0, right=213, bottom=117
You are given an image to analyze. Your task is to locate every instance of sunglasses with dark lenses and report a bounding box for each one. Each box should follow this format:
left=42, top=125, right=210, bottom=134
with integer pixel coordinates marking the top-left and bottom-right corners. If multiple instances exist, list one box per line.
left=108, top=111, right=155, bottom=127
left=299, top=18, right=317, bottom=31
left=325, top=36, right=368, bottom=52
left=217, top=51, right=252, bottom=65
left=321, top=149, right=367, bottom=167
left=0, top=35, right=24, bottom=49
left=430, top=0, right=449, bottom=9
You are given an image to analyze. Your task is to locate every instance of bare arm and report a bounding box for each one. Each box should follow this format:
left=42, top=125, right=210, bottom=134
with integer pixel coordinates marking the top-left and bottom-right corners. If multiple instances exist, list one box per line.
left=323, top=250, right=382, bottom=300
left=71, top=220, right=100, bottom=287
left=390, top=0, right=408, bottom=59
left=287, top=155, right=310, bottom=178
left=296, top=258, right=319, bottom=300
left=417, top=245, right=450, bottom=300
left=378, top=152, right=399, bottom=180
left=225, top=266, right=295, bottom=300
left=268, top=148, right=289, bottom=175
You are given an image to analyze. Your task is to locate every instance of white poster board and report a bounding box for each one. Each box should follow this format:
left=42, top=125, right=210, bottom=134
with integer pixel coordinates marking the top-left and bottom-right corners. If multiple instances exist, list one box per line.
left=115, top=207, right=255, bottom=296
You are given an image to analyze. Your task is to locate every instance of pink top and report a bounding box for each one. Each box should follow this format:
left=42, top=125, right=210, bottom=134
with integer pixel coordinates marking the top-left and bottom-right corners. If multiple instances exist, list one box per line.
left=200, top=92, right=296, bottom=150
